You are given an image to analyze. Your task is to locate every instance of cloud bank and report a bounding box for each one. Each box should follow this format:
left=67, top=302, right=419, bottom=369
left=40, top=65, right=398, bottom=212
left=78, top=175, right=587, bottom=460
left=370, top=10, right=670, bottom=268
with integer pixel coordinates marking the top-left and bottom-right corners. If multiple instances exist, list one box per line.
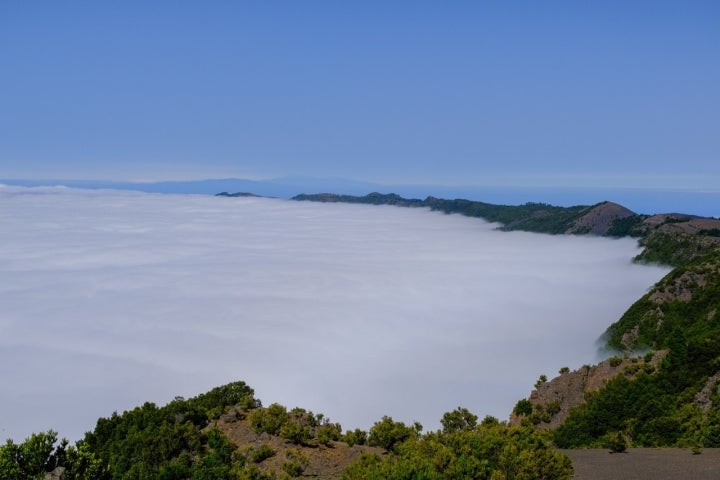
left=0, top=186, right=669, bottom=442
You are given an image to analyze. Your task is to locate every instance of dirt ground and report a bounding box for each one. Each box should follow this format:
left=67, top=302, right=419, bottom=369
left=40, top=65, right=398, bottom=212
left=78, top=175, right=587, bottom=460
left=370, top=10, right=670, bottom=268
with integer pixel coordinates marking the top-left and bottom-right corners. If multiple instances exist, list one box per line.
left=562, top=448, right=720, bottom=480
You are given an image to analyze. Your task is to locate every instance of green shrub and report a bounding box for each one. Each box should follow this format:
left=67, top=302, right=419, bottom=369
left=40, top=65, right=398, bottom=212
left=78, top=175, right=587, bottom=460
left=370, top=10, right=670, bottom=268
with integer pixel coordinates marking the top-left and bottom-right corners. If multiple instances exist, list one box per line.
left=367, top=416, right=419, bottom=452
left=316, top=423, right=342, bottom=446
left=605, top=432, right=627, bottom=453
left=250, top=403, right=289, bottom=435
left=513, top=399, right=533, bottom=416
left=440, top=407, right=478, bottom=433
left=250, top=444, right=276, bottom=463
left=546, top=401, right=561, bottom=416
left=280, top=421, right=310, bottom=445
left=282, top=450, right=308, bottom=477
left=343, top=429, right=367, bottom=447
left=343, top=417, right=573, bottom=479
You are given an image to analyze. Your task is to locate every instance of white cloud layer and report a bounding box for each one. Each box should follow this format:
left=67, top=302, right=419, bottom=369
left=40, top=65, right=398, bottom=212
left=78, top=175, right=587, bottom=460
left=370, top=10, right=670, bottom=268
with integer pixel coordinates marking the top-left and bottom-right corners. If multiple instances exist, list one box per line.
left=0, top=186, right=670, bottom=442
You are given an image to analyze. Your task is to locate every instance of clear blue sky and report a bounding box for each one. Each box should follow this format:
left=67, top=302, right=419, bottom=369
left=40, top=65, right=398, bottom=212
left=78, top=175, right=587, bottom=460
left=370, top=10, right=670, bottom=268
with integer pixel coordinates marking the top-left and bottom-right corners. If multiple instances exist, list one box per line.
left=1, top=1, right=718, bottom=189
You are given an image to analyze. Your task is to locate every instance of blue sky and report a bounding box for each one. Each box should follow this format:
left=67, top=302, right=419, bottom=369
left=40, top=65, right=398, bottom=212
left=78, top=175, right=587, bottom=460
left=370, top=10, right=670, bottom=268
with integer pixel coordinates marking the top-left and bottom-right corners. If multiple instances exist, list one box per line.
left=1, top=1, right=718, bottom=189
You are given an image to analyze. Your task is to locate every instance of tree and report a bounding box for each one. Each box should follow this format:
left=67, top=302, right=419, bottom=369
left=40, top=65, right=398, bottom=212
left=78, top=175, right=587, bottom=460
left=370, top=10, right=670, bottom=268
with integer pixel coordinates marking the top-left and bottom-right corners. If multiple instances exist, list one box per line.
left=367, top=416, right=420, bottom=452
left=343, top=429, right=367, bottom=446
left=513, top=399, right=533, bottom=416
left=249, top=403, right=289, bottom=435
left=343, top=417, right=573, bottom=480
left=440, top=407, right=478, bottom=433
left=0, top=431, right=66, bottom=480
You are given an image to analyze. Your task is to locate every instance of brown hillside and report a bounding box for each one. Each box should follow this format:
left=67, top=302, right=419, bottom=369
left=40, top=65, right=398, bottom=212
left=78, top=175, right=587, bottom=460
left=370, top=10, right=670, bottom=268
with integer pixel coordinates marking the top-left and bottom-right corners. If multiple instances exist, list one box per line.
left=211, top=407, right=384, bottom=479
left=644, top=214, right=720, bottom=236
left=566, top=201, right=636, bottom=235
left=509, top=351, right=667, bottom=429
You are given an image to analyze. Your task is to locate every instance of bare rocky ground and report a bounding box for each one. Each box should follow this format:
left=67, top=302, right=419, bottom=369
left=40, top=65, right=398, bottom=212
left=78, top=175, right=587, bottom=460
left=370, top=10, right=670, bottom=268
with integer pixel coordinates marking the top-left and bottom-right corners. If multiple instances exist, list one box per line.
left=563, top=448, right=720, bottom=480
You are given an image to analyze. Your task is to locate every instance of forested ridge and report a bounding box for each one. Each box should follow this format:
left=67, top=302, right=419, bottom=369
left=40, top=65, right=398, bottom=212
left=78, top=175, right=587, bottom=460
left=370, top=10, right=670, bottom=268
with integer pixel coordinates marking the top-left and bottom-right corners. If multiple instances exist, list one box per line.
left=292, top=192, right=620, bottom=235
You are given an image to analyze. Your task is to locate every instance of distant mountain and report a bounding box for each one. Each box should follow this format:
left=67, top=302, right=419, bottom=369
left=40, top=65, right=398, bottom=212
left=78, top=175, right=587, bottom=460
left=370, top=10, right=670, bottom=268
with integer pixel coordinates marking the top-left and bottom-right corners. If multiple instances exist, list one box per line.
left=0, top=177, right=381, bottom=198
left=4, top=176, right=719, bottom=217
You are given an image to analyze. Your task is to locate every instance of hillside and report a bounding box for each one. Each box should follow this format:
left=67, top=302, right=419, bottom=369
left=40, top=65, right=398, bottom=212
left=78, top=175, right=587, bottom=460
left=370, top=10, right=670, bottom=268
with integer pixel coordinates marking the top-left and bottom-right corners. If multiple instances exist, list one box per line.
left=513, top=215, right=720, bottom=448
left=290, top=192, right=720, bottom=448
left=292, top=192, right=636, bottom=236
left=1, top=382, right=573, bottom=480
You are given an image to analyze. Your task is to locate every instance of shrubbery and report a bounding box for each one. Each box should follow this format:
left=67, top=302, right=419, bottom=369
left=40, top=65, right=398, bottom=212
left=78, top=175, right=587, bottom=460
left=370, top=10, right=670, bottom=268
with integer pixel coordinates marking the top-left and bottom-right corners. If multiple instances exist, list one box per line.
left=440, top=407, right=478, bottom=433
left=250, top=403, right=288, bottom=436
left=343, top=412, right=573, bottom=480
left=367, top=416, right=421, bottom=452
left=342, top=429, right=367, bottom=446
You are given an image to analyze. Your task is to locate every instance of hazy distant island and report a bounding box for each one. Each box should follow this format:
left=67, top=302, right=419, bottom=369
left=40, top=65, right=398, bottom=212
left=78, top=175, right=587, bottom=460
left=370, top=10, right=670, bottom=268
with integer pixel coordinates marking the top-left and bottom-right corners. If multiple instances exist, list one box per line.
left=5, top=191, right=720, bottom=480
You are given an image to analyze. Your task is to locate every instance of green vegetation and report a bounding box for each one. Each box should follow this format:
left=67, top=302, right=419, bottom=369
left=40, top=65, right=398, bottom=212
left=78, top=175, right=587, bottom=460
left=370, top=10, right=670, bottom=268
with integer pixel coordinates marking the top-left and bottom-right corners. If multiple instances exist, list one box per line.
left=249, top=444, right=276, bottom=463
left=0, top=431, right=79, bottom=480
left=605, top=214, right=648, bottom=237
left=293, top=193, right=606, bottom=235
left=343, top=420, right=572, bottom=480
left=1, top=385, right=574, bottom=480
left=250, top=403, right=288, bottom=435
left=634, top=231, right=718, bottom=266
left=440, top=407, right=478, bottom=434
left=534, top=375, right=548, bottom=389
left=605, top=432, right=627, bottom=453
left=249, top=404, right=342, bottom=447
left=555, top=238, right=720, bottom=448
left=342, top=429, right=367, bottom=447
left=367, top=416, right=421, bottom=452
left=0, top=381, right=259, bottom=479
left=513, top=399, right=533, bottom=417
left=281, top=450, right=308, bottom=477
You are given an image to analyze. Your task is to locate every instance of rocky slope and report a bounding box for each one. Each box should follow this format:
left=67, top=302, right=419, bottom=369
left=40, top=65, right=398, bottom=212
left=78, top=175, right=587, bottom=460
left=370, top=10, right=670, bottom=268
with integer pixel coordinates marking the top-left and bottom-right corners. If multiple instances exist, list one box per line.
left=212, top=407, right=383, bottom=479
left=510, top=352, right=667, bottom=429
left=564, top=201, right=635, bottom=236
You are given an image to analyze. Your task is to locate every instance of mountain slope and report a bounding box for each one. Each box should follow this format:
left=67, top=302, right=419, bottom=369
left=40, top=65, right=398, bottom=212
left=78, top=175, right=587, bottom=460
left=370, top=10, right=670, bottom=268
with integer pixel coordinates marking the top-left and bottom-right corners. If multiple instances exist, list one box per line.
left=515, top=222, right=720, bottom=448
left=292, top=192, right=637, bottom=236
left=291, top=191, right=720, bottom=449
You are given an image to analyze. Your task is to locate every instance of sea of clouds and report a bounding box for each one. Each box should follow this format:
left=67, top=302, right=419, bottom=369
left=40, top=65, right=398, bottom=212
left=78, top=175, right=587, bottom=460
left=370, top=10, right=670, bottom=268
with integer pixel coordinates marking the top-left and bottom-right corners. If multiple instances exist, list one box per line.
left=0, top=186, right=670, bottom=442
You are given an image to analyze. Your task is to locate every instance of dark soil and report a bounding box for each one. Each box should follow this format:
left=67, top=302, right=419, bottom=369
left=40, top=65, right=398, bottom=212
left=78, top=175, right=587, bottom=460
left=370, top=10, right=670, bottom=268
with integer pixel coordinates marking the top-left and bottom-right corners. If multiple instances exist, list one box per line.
left=562, top=448, right=720, bottom=480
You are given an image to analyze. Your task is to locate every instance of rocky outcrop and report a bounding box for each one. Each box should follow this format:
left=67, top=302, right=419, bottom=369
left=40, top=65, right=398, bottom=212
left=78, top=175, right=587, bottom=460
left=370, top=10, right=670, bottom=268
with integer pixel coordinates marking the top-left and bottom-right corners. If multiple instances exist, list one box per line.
left=694, top=372, right=720, bottom=411
left=510, top=351, right=667, bottom=429
left=648, top=269, right=710, bottom=303
left=43, top=467, right=65, bottom=480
